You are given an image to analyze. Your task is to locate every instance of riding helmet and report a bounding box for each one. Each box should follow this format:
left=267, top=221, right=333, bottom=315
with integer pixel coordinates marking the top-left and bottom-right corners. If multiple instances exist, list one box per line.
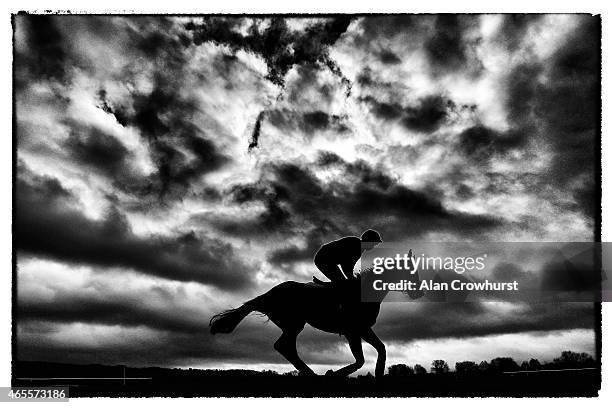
left=361, top=229, right=382, bottom=243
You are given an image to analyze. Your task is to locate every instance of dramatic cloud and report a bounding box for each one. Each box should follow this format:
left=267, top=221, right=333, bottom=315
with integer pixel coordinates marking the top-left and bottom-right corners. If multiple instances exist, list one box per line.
left=16, top=258, right=595, bottom=370
left=360, top=94, right=454, bottom=133
left=14, top=15, right=68, bottom=83
left=16, top=166, right=252, bottom=290
left=185, top=17, right=353, bottom=88
left=457, top=125, right=527, bottom=161
left=424, top=15, right=481, bottom=75
left=14, top=14, right=600, bottom=372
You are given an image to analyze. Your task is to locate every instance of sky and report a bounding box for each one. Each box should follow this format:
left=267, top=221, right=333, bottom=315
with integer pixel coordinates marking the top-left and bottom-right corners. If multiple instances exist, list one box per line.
left=14, top=14, right=600, bottom=374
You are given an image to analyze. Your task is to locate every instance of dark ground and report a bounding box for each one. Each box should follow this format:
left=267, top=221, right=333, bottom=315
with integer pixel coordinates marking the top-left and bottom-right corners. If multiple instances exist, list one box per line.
left=12, top=361, right=601, bottom=397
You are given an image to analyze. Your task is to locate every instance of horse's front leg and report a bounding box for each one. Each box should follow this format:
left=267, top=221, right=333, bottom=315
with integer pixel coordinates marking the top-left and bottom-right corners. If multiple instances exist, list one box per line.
left=326, top=333, right=364, bottom=377
left=362, top=328, right=386, bottom=378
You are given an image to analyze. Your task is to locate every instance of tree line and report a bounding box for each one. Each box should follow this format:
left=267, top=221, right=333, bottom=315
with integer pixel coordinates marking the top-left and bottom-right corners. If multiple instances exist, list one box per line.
left=387, top=350, right=596, bottom=376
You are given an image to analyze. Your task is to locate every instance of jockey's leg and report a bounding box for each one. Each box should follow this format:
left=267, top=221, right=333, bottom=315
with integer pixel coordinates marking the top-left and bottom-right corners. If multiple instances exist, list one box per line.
left=362, top=328, right=386, bottom=378
left=326, top=334, right=364, bottom=377
left=274, top=326, right=315, bottom=376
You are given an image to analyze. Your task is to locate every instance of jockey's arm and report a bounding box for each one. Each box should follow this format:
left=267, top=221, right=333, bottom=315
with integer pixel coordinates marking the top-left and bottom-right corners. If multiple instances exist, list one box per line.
left=340, top=262, right=356, bottom=279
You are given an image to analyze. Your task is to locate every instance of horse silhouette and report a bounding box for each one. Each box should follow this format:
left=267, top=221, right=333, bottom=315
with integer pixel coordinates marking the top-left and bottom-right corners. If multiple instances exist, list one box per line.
left=210, top=261, right=421, bottom=378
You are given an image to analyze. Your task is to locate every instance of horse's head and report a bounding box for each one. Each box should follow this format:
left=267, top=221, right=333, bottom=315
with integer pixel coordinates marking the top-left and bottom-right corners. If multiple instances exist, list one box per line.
left=361, top=248, right=424, bottom=301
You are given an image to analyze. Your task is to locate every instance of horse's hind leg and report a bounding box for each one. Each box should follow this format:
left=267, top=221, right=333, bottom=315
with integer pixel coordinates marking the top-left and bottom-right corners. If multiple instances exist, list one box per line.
left=326, top=333, right=364, bottom=377
left=274, top=325, right=315, bottom=376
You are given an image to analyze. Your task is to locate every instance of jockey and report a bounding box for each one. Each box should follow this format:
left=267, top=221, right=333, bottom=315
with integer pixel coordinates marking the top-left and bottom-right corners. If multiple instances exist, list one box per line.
left=314, top=229, right=383, bottom=282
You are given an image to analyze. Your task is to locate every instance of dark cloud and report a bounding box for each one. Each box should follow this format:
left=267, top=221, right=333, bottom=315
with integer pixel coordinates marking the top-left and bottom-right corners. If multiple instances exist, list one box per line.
left=540, top=17, right=600, bottom=187
left=64, top=124, right=131, bottom=179
left=266, top=108, right=349, bottom=136
left=17, top=318, right=290, bottom=368
left=504, top=63, right=542, bottom=126
left=361, top=94, right=454, bottom=133
left=360, top=96, right=403, bottom=120
left=357, top=15, right=427, bottom=41
left=457, top=125, right=527, bottom=161
left=539, top=248, right=601, bottom=293
left=455, top=183, right=475, bottom=200
left=214, top=181, right=292, bottom=236
left=129, top=25, right=232, bottom=197
left=116, top=76, right=229, bottom=198
left=213, top=156, right=503, bottom=263
left=185, top=17, right=353, bottom=88
left=424, top=15, right=481, bottom=74
left=355, top=67, right=376, bottom=88
left=402, top=95, right=454, bottom=132
left=354, top=67, right=413, bottom=98
left=16, top=169, right=252, bottom=290
left=492, top=262, right=532, bottom=282
left=378, top=49, right=401, bottom=64
left=302, top=111, right=349, bottom=133
left=351, top=15, right=485, bottom=84
left=496, top=14, right=542, bottom=51
left=14, top=15, right=68, bottom=84
left=315, top=150, right=346, bottom=167
left=129, top=17, right=192, bottom=64
left=19, top=292, right=206, bottom=335
left=16, top=16, right=230, bottom=201
left=302, top=111, right=332, bottom=130
left=504, top=15, right=600, bottom=220
left=378, top=302, right=594, bottom=341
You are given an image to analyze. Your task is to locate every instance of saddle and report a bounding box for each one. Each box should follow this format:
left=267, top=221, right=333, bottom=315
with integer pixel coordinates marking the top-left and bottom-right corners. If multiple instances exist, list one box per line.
left=311, top=276, right=360, bottom=298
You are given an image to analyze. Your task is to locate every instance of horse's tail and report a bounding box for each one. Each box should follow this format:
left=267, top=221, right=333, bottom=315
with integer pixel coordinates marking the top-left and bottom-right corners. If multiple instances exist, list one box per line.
left=209, top=296, right=263, bottom=335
